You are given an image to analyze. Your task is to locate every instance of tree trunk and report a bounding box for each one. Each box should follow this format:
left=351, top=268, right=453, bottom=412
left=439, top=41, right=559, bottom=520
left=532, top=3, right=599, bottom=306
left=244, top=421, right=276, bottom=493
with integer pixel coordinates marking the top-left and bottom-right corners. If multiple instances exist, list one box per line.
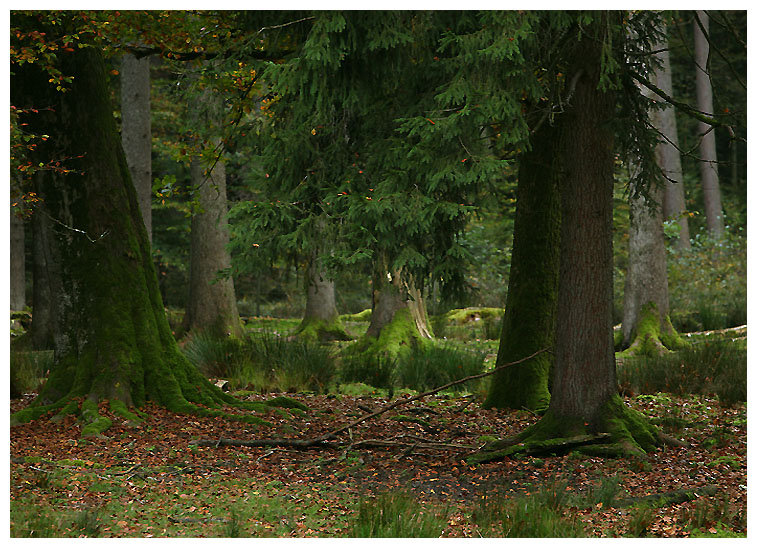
left=356, top=255, right=432, bottom=358
left=506, top=14, right=659, bottom=458
left=651, top=25, right=691, bottom=249
left=621, top=181, right=681, bottom=354
left=183, top=150, right=242, bottom=338
left=483, top=116, right=561, bottom=413
left=295, top=249, right=351, bottom=341
left=10, top=26, right=250, bottom=433
left=29, top=187, right=57, bottom=351
left=120, top=52, right=153, bottom=243
left=694, top=10, right=725, bottom=238
left=620, top=29, right=683, bottom=356
left=10, top=202, right=26, bottom=311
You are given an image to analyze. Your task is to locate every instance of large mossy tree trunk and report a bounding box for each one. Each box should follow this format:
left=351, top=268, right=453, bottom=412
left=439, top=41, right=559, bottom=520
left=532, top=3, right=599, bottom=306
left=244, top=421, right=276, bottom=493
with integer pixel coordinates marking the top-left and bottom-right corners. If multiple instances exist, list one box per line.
left=295, top=249, right=351, bottom=342
left=483, top=117, right=561, bottom=413
left=476, top=14, right=659, bottom=461
left=10, top=28, right=253, bottom=433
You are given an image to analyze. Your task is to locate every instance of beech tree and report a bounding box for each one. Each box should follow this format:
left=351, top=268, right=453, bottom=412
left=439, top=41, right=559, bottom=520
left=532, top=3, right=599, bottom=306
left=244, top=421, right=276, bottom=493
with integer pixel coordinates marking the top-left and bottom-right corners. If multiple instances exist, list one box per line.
left=10, top=13, right=271, bottom=432
left=120, top=52, right=153, bottom=243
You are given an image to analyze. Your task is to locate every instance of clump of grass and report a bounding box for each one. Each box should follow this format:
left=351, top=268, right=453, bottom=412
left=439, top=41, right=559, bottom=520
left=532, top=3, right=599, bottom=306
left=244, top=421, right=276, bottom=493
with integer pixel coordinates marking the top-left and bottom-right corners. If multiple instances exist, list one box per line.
left=182, top=331, right=335, bottom=393
left=581, top=477, right=623, bottom=508
left=10, top=350, right=53, bottom=396
left=472, top=486, right=585, bottom=537
left=349, top=491, right=448, bottom=538
left=625, top=504, right=656, bottom=537
left=395, top=344, right=486, bottom=393
left=617, top=340, right=746, bottom=404
left=339, top=354, right=397, bottom=390
left=340, top=344, right=485, bottom=394
left=677, top=495, right=745, bottom=537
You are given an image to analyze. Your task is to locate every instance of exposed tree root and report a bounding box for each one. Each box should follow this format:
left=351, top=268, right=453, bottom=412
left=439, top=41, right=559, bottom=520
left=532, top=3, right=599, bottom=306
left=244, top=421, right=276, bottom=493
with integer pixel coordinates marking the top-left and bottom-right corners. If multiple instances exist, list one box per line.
left=468, top=395, right=664, bottom=463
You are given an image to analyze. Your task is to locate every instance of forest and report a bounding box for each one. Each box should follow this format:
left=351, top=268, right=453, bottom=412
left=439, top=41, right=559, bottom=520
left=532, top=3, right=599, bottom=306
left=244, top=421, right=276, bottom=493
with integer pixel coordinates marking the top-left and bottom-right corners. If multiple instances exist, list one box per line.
left=9, top=10, right=747, bottom=538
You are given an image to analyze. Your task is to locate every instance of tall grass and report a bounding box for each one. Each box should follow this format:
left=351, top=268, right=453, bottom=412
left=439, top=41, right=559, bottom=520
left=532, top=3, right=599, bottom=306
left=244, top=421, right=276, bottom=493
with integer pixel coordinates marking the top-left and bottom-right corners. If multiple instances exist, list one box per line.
left=349, top=491, right=448, bottom=537
left=395, top=344, right=486, bottom=393
left=617, top=340, right=746, bottom=405
left=182, top=331, right=335, bottom=393
left=472, top=483, right=585, bottom=537
left=10, top=351, right=54, bottom=396
left=666, top=229, right=746, bottom=332
left=339, top=343, right=486, bottom=393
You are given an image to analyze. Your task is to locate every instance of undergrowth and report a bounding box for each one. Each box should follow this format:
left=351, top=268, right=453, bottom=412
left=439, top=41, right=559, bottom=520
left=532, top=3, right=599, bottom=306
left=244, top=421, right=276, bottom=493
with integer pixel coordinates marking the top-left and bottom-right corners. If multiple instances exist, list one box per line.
left=617, top=339, right=746, bottom=405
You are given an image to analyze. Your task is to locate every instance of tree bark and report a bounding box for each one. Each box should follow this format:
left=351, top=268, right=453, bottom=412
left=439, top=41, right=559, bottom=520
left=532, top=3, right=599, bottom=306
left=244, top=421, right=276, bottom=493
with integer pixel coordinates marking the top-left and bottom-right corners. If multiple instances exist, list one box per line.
left=694, top=10, right=725, bottom=237
left=29, top=187, right=57, bottom=351
left=10, top=202, right=26, bottom=311
left=507, top=14, right=659, bottom=458
left=621, top=35, right=682, bottom=355
left=120, top=52, right=153, bottom=243
left=650, top=25, right=691, bottom=249
left=183, top=150, right=242, bottom=338
left=10, top=22, right=247, bottom=432
left=483, top=116, right=561, bottom=413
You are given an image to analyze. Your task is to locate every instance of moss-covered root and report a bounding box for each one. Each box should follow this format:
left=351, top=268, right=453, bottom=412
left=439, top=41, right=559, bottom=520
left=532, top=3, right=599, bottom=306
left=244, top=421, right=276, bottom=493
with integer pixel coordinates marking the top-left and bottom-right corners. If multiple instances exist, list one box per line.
left=622, top=302, right=685, bottom=357
left=467, top=395, right=661, bottom=464
left=294, top=317, right=353, bottom=342
left=347, top=307, right=432, bottom=360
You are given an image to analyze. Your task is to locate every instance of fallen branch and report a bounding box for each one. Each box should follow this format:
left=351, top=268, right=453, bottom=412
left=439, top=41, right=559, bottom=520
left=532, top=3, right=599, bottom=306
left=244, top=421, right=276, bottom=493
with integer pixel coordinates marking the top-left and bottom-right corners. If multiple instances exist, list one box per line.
left=191, top=347, right=550, bottom=451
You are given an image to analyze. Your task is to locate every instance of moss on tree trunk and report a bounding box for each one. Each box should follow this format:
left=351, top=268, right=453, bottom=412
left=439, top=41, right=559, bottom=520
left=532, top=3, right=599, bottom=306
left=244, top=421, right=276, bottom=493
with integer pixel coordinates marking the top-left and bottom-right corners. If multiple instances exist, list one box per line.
left=475, top=14, right=660, bottom=460
left=10, top=20, right=271, bottom=435
left=350, top=261, right=432, bottom=359
left=483, top=107, right=561, bottom=413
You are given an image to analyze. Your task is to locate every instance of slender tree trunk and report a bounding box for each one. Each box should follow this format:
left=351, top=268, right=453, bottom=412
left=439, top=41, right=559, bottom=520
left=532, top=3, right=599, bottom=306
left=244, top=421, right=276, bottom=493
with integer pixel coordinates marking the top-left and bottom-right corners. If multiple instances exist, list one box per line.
left=650, top=26, right=690, bottom=249
left=120, top=53, right=153, bottom=243
left=694, top=10, right=725, bottom=237
left=10, top=26, right=241, bottom=431
left=183, top=151, right=242, bottom=338
left=484, top=116, right=561, bottom=412
left=621, top=27, right=683, bottom=355
left=10, top=203, right=26, bottom=311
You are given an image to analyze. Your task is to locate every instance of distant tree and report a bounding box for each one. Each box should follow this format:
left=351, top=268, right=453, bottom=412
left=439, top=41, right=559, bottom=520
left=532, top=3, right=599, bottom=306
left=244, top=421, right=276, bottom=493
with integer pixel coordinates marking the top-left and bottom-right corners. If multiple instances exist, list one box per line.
left=693, top=10, right=725, bottom=237
left=650, top=23, right=690, bottom=249
left=120, top=52, right=153, bottom=243
left=184, top=143, right=242, bottom=338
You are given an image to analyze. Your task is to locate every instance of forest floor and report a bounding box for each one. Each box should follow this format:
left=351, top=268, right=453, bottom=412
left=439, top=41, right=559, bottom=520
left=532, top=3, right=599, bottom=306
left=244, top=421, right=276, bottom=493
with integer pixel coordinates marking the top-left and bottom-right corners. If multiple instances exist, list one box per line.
left=9, top=389, right=746, bottom=538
